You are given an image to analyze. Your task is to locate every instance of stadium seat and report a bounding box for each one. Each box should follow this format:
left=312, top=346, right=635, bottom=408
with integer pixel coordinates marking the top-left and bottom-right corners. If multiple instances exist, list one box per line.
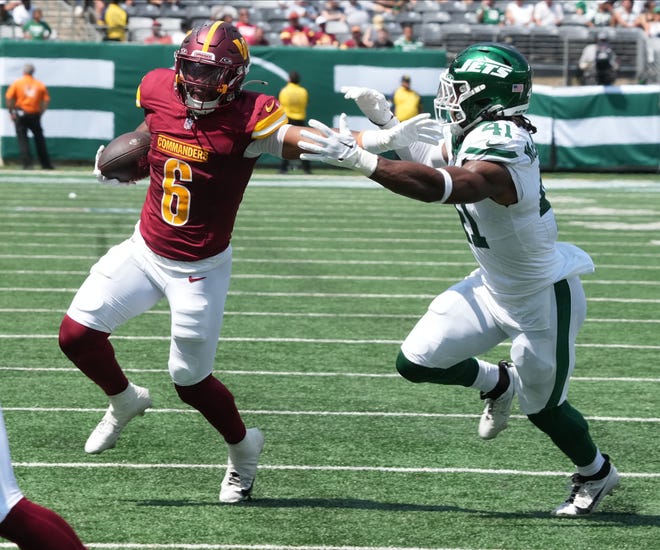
left=185, top=5, right=211, bottom=20
left=158, top=17, right=184, bottom=32
left=438, top=23, right=474, bottom=57
left=415, top=0, right=441, bottom=12
left=423, top=11, right=451, bottom=24
left=325, top=20, right=349, bottom=35
left=134, top=4, right=161, bottom=18
left=421, top=22, right=444, bottom=46
left=497, top=26, right=532, bottom=58
left=127, top=16, right=154, bottom=33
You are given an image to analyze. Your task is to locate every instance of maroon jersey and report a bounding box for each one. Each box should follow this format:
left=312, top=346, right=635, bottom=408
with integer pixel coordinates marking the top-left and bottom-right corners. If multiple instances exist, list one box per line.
left=136, top=68, right=287, bottom=260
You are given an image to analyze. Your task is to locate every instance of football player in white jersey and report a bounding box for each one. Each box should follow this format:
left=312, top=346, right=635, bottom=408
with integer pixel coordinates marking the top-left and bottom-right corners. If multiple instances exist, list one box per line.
left=0, top=406, right=87, bottom=548
left=298, top=43, right=619, bottom=517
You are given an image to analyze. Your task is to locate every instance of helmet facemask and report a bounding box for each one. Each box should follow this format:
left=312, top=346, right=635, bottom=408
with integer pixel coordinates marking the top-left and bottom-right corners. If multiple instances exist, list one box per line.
left=173, top=22, right=250, bottom=116
left=176, top=57, right=248, bottom=115
left=434, top=73, right=487, bottom=136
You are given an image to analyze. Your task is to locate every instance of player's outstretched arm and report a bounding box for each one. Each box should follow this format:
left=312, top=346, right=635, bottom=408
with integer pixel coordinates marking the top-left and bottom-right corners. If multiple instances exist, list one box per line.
left=299, top=115, right=509, bottom=204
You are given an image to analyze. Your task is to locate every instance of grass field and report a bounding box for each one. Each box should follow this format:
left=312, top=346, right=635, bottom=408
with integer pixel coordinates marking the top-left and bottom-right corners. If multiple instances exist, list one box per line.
left=0, top=168, right=659, bottom=550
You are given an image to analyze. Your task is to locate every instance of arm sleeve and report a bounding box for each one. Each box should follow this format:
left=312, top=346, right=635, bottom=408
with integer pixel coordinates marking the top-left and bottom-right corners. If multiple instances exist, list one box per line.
left=244, top=124, right=291, bottom=158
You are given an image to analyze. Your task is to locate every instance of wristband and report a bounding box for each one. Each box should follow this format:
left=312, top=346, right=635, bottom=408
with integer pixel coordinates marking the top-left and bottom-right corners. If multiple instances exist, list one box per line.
left=377, top=115, right=399, bottom=129
left=359, top=129, right=388, bottom=154
left=437, top=168, right=453, bottom=203
left=354, top=148, right=379, bottom=177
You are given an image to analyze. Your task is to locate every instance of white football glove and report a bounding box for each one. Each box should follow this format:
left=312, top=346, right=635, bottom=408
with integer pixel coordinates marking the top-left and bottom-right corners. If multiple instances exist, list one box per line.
left=93, top=144, right=134, bottom=186
left=341, top=86, right=397, bottom=128
left=360, top=113, right=443, bottom=154
left=299, top=113, right=379, bottom=176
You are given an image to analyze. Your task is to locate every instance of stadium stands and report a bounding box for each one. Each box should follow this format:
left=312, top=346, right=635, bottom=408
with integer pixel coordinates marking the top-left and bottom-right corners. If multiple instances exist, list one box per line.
left=25, top=0, right=655, bottom=85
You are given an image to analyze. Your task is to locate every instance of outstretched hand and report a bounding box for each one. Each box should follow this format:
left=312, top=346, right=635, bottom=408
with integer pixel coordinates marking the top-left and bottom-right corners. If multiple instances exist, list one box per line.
left=298, top=113, right=379, bottom=176
left=361, top=113, right=442, bottom=154
left=341, top=86, right=395, bottom=127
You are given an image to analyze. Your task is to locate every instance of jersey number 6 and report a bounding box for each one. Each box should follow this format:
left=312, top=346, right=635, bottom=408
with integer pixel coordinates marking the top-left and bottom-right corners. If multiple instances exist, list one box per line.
left=161, top=158, right=192, bottom=226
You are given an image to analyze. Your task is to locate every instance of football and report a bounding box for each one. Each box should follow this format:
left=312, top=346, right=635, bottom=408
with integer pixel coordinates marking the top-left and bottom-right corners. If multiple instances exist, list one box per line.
left=97, top=131, right=151, bottom=182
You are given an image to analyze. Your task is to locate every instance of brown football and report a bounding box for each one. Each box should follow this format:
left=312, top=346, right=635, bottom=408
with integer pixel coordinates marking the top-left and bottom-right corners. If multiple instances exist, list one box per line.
left=97, top=131, right=151, bottom=182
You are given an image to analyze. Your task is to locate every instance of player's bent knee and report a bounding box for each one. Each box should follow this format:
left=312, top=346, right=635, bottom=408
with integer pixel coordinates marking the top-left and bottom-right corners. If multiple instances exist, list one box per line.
left=58, top=314, right=109, bottom=359
left=396, top=351, right=478, bottom=386
left=396, top=350, right=447, bottom=383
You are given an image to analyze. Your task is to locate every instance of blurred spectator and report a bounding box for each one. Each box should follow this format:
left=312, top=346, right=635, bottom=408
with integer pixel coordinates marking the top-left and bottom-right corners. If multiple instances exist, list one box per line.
left=73, top=0, right=85, bottom=18
left=251, top=25, right=270, bottom=45
left=312, top=15, right=339, bottom=46
left=280, top=12, right=316, bottom=45
left=636, top=0, right=660, bottom=35
left=477, top=0, right=505, bottom=24
left=320, top=0, right=346, bottom=22
left=211, top=4, right=237, bottom=24
left=568, top=1, right=594, bottom=25
left=393, top=23, right=423, bottom=51
left=392, top=74, right=422, bottom=121
left=236, top=8, right=261, bottom=45
left=22, top=6, right=51, bottom=39
left=591, top=0, right=616, bottom=26
left=8, top=0, right=30, bottom=26
left=371, top=26, right=394, bottom=47
left=342, top=0, right=370, bottom=27
left=0, top=1, right=14, bottom=24
left=93, top=0, right=104, bottom=22
left=143, top=19, right=172, bottom=44
left=577, top=30, right=620, bottom=84
left=532, top=0, right=563, bottom=26
left=371, top=0, right=402, bottom=14
left=5, top=63, right=54, bottom=170
left=613, top=0, right=638, bottom=27
left=98, top=0, right=127, bottom=42
left=363, top=13, right=385, bottom=46
left=278, top=71, right=312, bottom=175
left=170, top=16, right=190, bottom=44
left=284, top=0, right=319, bottom=26
left=340, top=24, right=369, bottom=47
left=639, top=2, right=660, bottom=82
left=505, top=0, right=534, bottom=26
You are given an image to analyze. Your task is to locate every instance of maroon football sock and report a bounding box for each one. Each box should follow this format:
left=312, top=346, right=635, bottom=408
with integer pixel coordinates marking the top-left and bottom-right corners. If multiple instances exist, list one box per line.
left=0, top=497, right=87, bottom=549
left=175, top=374, right=247, bottom=444
left=58, top=314, right=129, bottom=396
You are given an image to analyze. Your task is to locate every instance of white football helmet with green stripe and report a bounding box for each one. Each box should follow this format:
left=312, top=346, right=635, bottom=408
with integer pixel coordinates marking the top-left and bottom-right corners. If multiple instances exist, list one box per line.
left=435, top=43, right=532, bottom=135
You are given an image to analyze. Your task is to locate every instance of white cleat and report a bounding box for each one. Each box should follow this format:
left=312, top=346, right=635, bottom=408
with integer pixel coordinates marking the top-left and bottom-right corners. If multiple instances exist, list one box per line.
left=84, top=383, right=152, bottom=454
left=553, top=456, right=620, bottom=517
left=478, top=360, right=514, bottom=440
left=219, top=428, right=265, bottom=503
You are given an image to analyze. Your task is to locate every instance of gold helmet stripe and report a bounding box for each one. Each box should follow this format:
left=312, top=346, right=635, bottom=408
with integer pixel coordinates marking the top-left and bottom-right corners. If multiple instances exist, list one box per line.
left=202, top=21, right=224, bottom=52
left=233, top=37, right=249, bottom=60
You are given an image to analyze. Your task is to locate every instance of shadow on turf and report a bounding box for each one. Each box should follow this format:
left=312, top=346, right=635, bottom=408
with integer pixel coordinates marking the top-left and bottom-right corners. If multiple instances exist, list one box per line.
left=133, top=498, right=660, bottom=525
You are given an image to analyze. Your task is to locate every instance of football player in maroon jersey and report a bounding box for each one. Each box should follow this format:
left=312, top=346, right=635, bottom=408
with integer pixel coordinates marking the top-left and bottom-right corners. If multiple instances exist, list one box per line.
left=58, top=21, right=440, bottom=503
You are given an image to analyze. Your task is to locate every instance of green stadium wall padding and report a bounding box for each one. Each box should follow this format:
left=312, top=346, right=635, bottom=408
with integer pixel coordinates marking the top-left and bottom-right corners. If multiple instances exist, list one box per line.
left=1, top=41, right=658, bottom=172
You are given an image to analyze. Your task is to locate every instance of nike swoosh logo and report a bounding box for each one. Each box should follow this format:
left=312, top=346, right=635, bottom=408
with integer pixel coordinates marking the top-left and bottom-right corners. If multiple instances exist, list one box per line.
left=264, top=100, right=275, bottom=113
left=188, top=276, right=206, bottom=283
left=485, top=140, right=504, bottom=148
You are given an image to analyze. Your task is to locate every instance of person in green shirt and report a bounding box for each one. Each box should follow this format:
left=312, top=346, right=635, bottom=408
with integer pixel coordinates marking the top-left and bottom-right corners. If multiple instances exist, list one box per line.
left=393, top=23, right=423, bottom=52
left=22, top=7, right=52, bottom=40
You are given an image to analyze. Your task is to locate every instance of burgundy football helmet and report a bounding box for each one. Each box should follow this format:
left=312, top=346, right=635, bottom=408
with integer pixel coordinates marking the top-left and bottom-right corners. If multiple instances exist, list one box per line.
left=174, top=22, right=250, bottom=115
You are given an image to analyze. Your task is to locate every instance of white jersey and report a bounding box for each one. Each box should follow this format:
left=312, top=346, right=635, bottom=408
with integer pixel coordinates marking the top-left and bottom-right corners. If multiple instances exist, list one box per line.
left=445, top=120, right=594, bottom=302
left=0, top=406, right=23, bottom=523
